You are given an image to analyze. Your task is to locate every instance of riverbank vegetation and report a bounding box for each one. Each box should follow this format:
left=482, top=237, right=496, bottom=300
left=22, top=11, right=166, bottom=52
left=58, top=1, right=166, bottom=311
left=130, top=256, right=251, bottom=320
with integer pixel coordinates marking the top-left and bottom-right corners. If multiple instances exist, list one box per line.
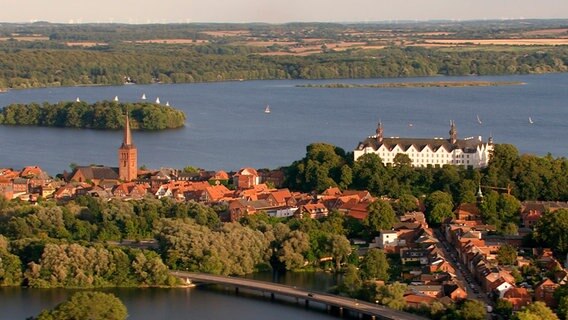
left=297, top=81, right=526, bottom=89
left=0, top=101, right=186, bottom=130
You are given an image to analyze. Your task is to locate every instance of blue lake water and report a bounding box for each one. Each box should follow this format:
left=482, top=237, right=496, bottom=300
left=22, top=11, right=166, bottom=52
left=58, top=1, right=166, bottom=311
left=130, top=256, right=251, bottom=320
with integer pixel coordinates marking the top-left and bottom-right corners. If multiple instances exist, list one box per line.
left=0, top=73, right=567, bottom=174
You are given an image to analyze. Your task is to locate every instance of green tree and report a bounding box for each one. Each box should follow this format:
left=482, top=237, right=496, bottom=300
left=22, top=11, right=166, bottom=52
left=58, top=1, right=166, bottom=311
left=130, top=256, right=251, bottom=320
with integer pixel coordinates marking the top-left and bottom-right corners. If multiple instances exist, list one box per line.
left=558, top=296, right=568, bottom=320
left=534, top=209, right=568, bottom=254
left=278, top=230, right=310, bottom=270
left=341, top=264, right=362, bottom=296
left=458, top=299, right=487, bottom=320
left=514, top=301, right=558, bottom=320
left=364, top=200, right=396, bottom=234
left=375, top=282, right=407, bottom=310
left=329, top=235, right=351, bottom=271
left=34, top=291, right=128, bottom=320
left=425, top=191, right=454, bottom=225
left=0, top=249, right=23, bottom=286
left=393, top=194, right=418, bottom=215
left=495, top=299, right=513, bottom=319
left=351, top=153, right=389, bottom=196
left=360, top=248, right=389, bottom=281
left=497, top=244, right=518, bottom=266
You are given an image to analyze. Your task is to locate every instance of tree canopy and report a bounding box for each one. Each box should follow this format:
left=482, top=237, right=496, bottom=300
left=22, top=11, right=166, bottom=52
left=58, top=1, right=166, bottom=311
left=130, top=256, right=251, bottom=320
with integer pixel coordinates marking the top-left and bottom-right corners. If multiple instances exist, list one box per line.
left=0, top=101, right=186, bottom=130
left=34, top=291, right=128, bottom=320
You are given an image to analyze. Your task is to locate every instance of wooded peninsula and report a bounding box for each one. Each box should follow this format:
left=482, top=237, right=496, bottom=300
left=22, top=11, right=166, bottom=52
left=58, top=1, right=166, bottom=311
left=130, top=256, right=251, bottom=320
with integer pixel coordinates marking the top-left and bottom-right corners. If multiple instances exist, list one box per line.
left=0, top=101, right=186, bottom=130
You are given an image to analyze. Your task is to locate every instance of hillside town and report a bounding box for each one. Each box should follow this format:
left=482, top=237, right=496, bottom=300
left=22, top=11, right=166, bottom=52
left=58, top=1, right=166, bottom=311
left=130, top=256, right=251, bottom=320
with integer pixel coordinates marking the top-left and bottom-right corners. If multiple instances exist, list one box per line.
left=1, top=112, right=568, bottom=318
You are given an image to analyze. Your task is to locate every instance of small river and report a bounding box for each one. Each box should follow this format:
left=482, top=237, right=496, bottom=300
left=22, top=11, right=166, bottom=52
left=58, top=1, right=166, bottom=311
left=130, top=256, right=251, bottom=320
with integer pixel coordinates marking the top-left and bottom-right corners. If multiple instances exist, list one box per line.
left=0, top=73, right=567, bottom=174
left=0, top=272, right=343, bottom=320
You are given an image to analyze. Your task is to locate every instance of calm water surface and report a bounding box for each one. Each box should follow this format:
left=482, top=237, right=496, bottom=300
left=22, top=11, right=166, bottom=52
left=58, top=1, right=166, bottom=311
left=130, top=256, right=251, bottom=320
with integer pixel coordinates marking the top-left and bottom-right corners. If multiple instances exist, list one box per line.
left=0, top=73, right=567, bottom=174
left=0, top=272, right=342, bottom=320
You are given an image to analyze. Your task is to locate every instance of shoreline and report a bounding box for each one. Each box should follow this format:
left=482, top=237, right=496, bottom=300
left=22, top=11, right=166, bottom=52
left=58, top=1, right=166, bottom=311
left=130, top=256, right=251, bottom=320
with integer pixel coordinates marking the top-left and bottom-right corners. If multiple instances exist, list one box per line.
left=297, top=80, right=526, bottom=89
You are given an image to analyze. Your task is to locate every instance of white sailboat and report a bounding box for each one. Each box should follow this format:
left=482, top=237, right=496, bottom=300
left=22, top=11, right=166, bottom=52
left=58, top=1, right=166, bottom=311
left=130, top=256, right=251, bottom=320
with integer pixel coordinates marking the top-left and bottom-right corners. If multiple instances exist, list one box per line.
left=528, top=117, right=534, bottom=124
left=76, top=97, right=80, bottom=102
left=113, top=96, right=119, bottom=102
left=155, top=97, right=160, bottom=104
left=264, top=105, right=271, bottom=114
left=165, top=101, right=170, bottom=107
left=141, top=93, right=146, bottom=100
left=476, top=114, right=482, bottom=125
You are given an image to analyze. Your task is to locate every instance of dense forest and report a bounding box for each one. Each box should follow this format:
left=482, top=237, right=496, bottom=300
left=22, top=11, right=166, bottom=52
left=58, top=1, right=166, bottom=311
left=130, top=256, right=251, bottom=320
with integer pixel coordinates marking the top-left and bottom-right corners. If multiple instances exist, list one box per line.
left=0, top=101, right=186, bottom=130
left=0, top=46, right=566, bottom=89
left=0, top=20, right=567, bottom=89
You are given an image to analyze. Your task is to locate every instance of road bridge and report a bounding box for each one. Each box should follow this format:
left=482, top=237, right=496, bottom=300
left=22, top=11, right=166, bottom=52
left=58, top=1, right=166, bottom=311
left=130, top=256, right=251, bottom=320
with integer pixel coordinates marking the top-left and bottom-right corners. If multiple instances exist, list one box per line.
left=170, top=271, right=428, bottom=320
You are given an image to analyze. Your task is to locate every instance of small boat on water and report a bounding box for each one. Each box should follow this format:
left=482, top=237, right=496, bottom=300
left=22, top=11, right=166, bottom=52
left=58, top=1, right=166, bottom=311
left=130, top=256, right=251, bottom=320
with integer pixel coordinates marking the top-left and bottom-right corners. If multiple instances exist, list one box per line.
left=114, top=96, right=119, bottom=102
left=76, top=97, right=80, bottom=102
left=528, top=117, right=534, bottom=124
left=477, top=114, right=482, bottom=125
left=141, top=93, right=146, bottom=100
left=264, top=105, right=271, bottom=114
left=165, top=101, right=170, bottom=107
left=155, top=97, right=160, bottom=104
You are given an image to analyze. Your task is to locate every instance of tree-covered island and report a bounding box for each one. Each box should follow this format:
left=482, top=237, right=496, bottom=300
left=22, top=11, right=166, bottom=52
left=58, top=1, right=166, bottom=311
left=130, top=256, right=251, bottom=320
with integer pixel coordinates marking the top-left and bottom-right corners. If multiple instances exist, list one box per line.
left=0, top=101, right=186, bottom=130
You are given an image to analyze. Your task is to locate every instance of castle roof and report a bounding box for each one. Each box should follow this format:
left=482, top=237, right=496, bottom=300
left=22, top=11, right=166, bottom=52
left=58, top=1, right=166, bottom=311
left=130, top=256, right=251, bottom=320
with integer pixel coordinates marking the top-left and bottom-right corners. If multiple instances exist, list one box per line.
left=357, top=136, right=485, bottom=154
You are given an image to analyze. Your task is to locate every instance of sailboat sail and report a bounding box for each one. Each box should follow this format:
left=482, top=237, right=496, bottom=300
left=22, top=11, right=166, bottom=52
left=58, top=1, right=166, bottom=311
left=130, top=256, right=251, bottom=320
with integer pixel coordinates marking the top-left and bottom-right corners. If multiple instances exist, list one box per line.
left=476, top=115, right=482, bottom=125
left=155, top=97, right=160, bottom=104
left=141, top=93, right=146, bottom=100
left=264, top=105, right=271, bottom=113
left=528, top=117, right=534, bottom=124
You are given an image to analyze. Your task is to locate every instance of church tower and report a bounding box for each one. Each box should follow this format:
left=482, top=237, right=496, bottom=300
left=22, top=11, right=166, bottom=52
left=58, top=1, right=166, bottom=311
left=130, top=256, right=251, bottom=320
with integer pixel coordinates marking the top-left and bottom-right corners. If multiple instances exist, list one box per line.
left=376, top=120, right=384, bottom=143
left=449, top=120, right=457, bottom=144
left=118, top=110, right=137, bottom=182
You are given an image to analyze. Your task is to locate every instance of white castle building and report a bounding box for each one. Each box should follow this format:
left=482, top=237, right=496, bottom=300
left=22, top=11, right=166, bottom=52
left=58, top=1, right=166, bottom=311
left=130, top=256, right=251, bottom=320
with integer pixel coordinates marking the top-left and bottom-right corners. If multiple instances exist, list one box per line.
left=354, top=121, right=493, bottom=168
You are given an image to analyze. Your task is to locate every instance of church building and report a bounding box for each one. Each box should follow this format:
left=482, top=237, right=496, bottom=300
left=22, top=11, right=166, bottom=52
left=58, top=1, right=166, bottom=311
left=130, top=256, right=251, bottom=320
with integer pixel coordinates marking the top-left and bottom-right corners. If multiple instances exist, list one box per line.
left=354, top=121, right=493, bottom=168
left=118, top=110, right=138, bottom=181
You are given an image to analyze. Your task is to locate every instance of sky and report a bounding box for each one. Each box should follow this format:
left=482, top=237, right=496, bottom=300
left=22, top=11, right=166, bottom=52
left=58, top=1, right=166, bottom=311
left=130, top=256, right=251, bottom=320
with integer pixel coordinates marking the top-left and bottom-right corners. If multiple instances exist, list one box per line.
left=1, top=0, right=567, bottom=24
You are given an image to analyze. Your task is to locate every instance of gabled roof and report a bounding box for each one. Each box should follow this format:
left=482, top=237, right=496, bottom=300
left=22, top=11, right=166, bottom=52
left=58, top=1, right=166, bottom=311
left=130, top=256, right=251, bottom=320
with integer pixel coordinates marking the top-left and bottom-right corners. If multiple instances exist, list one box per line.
left=235, top=167, right=259, bottom=176
left=358, top=136, right=485, bottom=154
left=70, top=166, right=119, bottom=181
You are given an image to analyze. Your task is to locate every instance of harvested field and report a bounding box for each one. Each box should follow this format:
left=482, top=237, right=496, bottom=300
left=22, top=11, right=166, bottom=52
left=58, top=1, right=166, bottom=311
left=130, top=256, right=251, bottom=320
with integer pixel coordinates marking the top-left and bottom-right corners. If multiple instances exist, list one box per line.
left=65, top=42, right=108, bottom=47
left=522, top=28, right=568, bottom=36
left=0, top=36, right=49, bottom=41
left=201, top=30, right=251, bottom=37
left=424, top=38, right=568, bottom=45
left=132, top=39, right=208, bottom=44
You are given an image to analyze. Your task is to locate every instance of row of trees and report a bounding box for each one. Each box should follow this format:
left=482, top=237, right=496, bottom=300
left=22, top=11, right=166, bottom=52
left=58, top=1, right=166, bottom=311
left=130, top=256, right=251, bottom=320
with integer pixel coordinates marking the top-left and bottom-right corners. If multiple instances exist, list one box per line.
left=0, top=46, right=567, bottom=89
left=0, top=101, right=186, bottom=130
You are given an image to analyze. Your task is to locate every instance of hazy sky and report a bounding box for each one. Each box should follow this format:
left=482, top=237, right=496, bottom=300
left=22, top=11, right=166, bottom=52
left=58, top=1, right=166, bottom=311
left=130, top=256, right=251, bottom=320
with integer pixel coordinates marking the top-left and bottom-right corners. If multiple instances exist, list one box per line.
left=1, top=0, right=567, bottom=24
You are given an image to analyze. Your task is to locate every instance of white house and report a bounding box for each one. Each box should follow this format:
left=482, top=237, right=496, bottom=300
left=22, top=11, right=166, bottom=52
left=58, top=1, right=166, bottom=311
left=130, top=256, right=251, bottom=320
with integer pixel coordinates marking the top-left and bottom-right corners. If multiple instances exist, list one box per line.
left=354, top=121, right=493, bottom=169
left=374, top=230, right=399, bottom=249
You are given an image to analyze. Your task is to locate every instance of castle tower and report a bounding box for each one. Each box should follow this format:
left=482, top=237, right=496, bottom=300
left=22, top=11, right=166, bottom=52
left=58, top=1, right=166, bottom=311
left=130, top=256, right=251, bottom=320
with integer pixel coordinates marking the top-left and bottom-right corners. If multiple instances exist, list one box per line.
left=376, top=120, right=384, bottom=143
left=118, top=110, right=137, bottom=182
left=449, top=120, right=457, bottom=144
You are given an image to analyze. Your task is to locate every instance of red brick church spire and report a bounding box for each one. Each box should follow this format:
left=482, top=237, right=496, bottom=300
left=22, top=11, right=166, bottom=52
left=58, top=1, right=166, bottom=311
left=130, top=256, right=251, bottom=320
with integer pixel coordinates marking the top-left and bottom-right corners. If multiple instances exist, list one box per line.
left=118, top=109, right=137, bottom=181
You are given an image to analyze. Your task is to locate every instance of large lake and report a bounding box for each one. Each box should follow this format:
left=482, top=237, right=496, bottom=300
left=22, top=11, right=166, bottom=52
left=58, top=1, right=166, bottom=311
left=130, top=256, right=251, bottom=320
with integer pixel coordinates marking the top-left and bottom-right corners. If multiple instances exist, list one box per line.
left=0, top=73, right=567, bottom=174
